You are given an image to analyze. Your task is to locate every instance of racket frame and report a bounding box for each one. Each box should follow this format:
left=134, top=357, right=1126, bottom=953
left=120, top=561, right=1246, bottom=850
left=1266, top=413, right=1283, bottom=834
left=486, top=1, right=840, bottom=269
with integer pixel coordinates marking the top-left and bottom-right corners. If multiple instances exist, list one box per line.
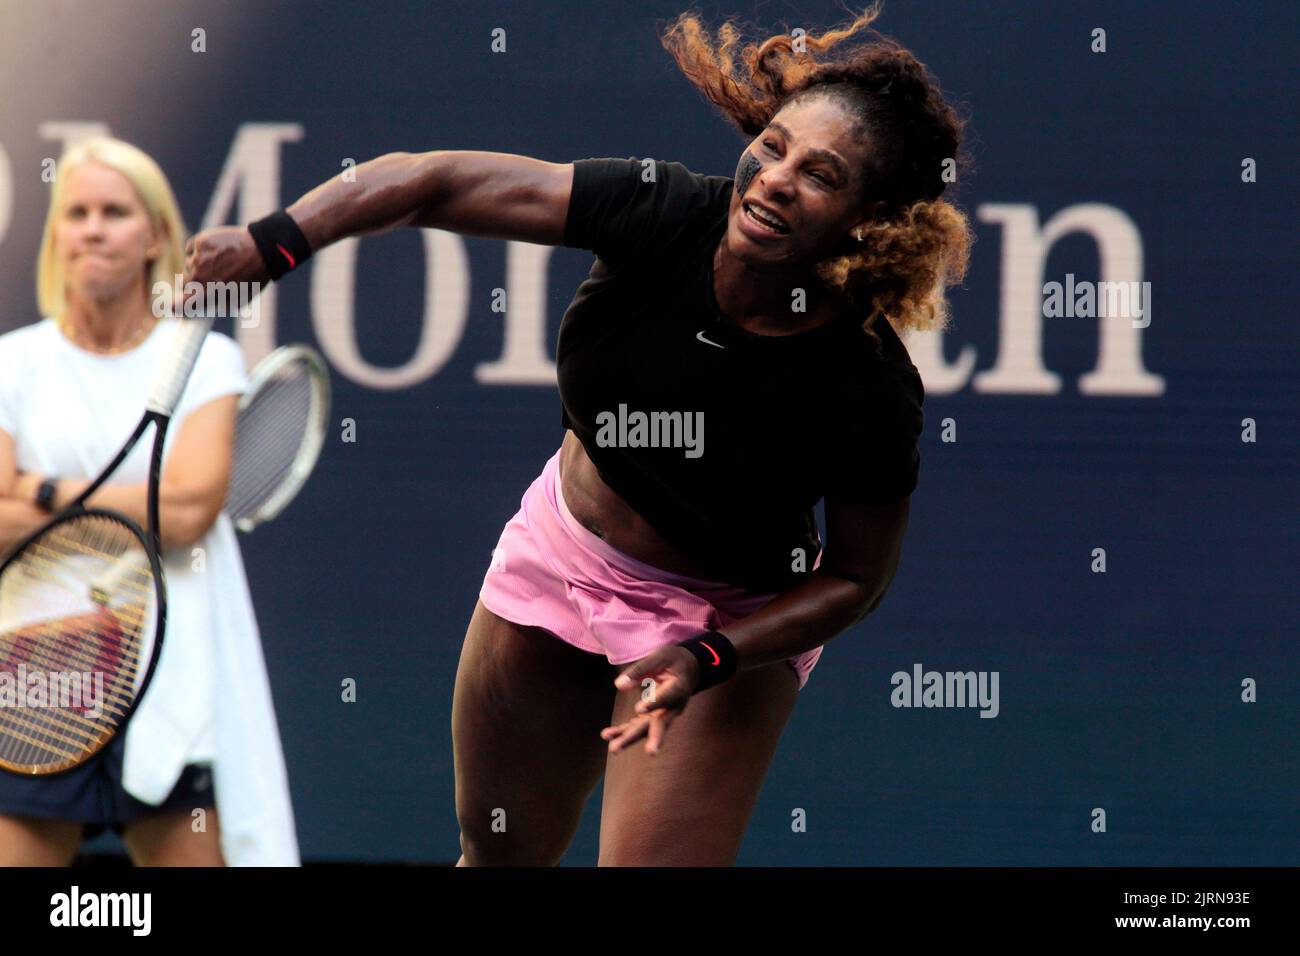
left=0, top=504, right=165, bottom=775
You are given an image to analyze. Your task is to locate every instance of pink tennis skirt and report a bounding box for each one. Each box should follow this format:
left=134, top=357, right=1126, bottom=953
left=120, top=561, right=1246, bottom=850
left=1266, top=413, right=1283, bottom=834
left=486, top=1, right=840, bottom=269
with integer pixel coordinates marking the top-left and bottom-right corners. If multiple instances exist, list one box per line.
left=478, top=448, right=823, bottom=690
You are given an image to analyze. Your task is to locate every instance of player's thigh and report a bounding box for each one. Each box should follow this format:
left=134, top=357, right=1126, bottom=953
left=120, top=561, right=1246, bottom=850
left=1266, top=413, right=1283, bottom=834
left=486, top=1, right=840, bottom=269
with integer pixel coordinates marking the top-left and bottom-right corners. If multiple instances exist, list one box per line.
left=452, top=598, right=617, bottom=862
left=597, top=661, right=800, bottom=866
left=0, top=814, right=82, bottom=866
left=123, top=807, right=224, bottom=866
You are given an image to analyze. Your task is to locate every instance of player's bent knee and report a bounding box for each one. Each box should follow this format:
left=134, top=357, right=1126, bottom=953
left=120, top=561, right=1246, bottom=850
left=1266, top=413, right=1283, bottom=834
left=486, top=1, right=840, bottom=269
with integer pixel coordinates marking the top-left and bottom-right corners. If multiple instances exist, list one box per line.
left=457, top=820, right=568, bottom=867
left=456, top=786, right=576, bottom=867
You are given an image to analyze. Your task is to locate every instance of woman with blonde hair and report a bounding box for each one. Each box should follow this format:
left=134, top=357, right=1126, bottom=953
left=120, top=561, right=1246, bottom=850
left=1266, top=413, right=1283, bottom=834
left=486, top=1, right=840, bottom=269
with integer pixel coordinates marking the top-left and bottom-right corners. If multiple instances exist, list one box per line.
left=185, top=3, right=971, bottom=864
left=0, top=136, right=297, bottom=865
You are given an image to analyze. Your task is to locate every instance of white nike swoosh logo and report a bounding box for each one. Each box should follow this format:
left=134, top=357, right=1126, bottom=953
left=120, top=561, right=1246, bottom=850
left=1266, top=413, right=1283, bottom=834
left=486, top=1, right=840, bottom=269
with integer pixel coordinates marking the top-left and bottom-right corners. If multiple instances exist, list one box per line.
left=696, top=331, right=725, bottom=349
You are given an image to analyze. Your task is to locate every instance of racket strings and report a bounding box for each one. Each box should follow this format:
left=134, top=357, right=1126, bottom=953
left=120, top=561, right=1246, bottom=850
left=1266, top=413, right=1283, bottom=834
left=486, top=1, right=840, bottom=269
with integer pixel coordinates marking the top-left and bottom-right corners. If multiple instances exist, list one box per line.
left=0, top=625, right=144, bottom=715
left=0, top=629, right=137, bottom=719
left=0, top=716, right=87, bottom=761
left=0, top=662, right=121, bottom=760
left=19, top=540, right=154, bottom=609
left=0, top=615, right=140, bottom=752
left=226, top=365, right=320, bottom=523
left=0, top=513, right=156, bottom=773
left=8, top=539, right=152, bottom=664
left=0, top=619, right=138, bottom=710
left=0, top=626, right=139, bottom=763
left=0, top=696, right=115, bottom=749
left=229, top=375, right=311, bottom=500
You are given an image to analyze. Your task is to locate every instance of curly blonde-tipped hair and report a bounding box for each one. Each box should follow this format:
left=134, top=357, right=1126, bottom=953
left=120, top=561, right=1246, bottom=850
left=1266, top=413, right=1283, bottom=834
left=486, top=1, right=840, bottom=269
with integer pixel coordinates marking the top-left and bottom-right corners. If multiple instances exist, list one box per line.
left=36, top=136, right=188, bottom=320
left=660, top=2, right=973, bottom=339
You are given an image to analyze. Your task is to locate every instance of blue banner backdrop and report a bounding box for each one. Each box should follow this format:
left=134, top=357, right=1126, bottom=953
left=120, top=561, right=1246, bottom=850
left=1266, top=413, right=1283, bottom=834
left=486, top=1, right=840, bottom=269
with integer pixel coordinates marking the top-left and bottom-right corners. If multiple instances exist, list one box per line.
left=1, top=0, right=1296, bottom=864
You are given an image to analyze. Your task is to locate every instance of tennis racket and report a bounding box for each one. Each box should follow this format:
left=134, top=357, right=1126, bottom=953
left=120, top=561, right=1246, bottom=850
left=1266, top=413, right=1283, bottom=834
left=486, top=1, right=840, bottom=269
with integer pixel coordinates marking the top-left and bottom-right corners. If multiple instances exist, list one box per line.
left=0, top=314, right=214, bottom=775
left=224, top=344, right=330, bottom=532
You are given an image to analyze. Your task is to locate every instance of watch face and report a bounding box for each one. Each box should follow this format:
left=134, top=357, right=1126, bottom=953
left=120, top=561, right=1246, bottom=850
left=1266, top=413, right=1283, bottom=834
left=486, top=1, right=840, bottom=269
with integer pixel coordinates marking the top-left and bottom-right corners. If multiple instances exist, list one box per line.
left=36, top=480, right=57, bottom=511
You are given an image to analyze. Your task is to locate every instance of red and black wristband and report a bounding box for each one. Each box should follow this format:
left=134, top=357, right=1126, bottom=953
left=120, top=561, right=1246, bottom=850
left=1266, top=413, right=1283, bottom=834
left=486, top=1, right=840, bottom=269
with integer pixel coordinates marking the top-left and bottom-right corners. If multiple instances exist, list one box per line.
left=677, top=631, right=738, bottom=693
left=247, top=210, right=312, bottom=280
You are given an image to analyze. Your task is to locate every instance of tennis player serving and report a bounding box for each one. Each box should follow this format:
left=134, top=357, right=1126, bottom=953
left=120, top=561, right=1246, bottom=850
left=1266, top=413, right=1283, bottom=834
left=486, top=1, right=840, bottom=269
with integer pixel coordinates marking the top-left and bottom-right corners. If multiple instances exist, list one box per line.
left=184, top=5, right=972, bottom=865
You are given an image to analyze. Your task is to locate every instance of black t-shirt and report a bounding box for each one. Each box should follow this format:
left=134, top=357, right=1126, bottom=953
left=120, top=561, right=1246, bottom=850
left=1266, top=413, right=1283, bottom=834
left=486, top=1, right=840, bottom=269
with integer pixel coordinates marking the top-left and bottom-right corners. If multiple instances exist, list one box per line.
left=557, top=156, right=924, bottom=592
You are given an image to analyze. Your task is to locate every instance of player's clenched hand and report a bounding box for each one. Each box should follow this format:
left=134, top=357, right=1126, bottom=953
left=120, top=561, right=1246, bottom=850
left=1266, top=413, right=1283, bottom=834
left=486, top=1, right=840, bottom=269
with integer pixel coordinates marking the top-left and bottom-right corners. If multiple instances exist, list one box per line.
left=600, top=645, right=700, bottom=756
left=183, top=227, right=270, bottom=295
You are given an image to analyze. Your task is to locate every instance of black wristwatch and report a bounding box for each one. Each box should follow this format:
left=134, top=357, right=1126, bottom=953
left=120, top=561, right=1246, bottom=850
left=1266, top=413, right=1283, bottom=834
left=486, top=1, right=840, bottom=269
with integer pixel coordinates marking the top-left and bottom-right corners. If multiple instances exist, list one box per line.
left=34, top=477, right=59, bottom=513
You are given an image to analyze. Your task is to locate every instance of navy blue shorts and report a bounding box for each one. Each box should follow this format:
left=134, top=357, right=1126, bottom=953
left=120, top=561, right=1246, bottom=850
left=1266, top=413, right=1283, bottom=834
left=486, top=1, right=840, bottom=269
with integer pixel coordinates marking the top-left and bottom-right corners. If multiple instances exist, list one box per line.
left=0, top=731, right=215, bottom=839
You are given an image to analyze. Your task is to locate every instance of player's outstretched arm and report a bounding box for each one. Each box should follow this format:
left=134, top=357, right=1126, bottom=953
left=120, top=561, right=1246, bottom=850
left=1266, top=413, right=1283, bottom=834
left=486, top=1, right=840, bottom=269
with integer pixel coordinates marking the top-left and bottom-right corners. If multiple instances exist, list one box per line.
left=183, top=151, right=575, bottom=289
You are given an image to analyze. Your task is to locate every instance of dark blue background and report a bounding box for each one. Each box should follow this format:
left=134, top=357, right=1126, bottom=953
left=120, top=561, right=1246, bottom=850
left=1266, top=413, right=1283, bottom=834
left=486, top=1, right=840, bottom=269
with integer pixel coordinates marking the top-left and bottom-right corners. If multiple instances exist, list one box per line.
left=1, top=0, right=1295, bottom=864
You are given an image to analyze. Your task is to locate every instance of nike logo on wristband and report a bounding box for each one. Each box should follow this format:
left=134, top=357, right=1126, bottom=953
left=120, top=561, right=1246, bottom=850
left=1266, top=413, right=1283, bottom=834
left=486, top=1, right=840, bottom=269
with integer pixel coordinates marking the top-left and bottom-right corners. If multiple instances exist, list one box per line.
left=276, top=244, right=296, bottom=268
left=696, top=331, right=725, bottom=349
left=699, top=641, right=721, bottom=666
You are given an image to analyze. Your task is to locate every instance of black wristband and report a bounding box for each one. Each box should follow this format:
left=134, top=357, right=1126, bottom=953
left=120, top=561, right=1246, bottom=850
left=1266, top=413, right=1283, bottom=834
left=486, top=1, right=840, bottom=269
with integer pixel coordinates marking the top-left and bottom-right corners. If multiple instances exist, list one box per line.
left=247, top=210, right=312, bottom=280
left=677, top=631, right=738, bottom=692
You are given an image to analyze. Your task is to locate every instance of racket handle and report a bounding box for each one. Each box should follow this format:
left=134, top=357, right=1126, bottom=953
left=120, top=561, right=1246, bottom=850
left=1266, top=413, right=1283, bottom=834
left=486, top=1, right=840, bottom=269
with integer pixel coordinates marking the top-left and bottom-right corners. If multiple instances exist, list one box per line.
left=147, top=315, right=216, bottom=416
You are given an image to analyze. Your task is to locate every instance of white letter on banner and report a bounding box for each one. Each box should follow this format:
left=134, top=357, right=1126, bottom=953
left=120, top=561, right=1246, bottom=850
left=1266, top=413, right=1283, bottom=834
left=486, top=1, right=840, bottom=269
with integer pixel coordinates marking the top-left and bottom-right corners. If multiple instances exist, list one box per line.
left=475, top=240, right=558, bottom=385
left=311, top=229, right=468, bottom=389
left=975, top=203, right=1163, bottom=396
